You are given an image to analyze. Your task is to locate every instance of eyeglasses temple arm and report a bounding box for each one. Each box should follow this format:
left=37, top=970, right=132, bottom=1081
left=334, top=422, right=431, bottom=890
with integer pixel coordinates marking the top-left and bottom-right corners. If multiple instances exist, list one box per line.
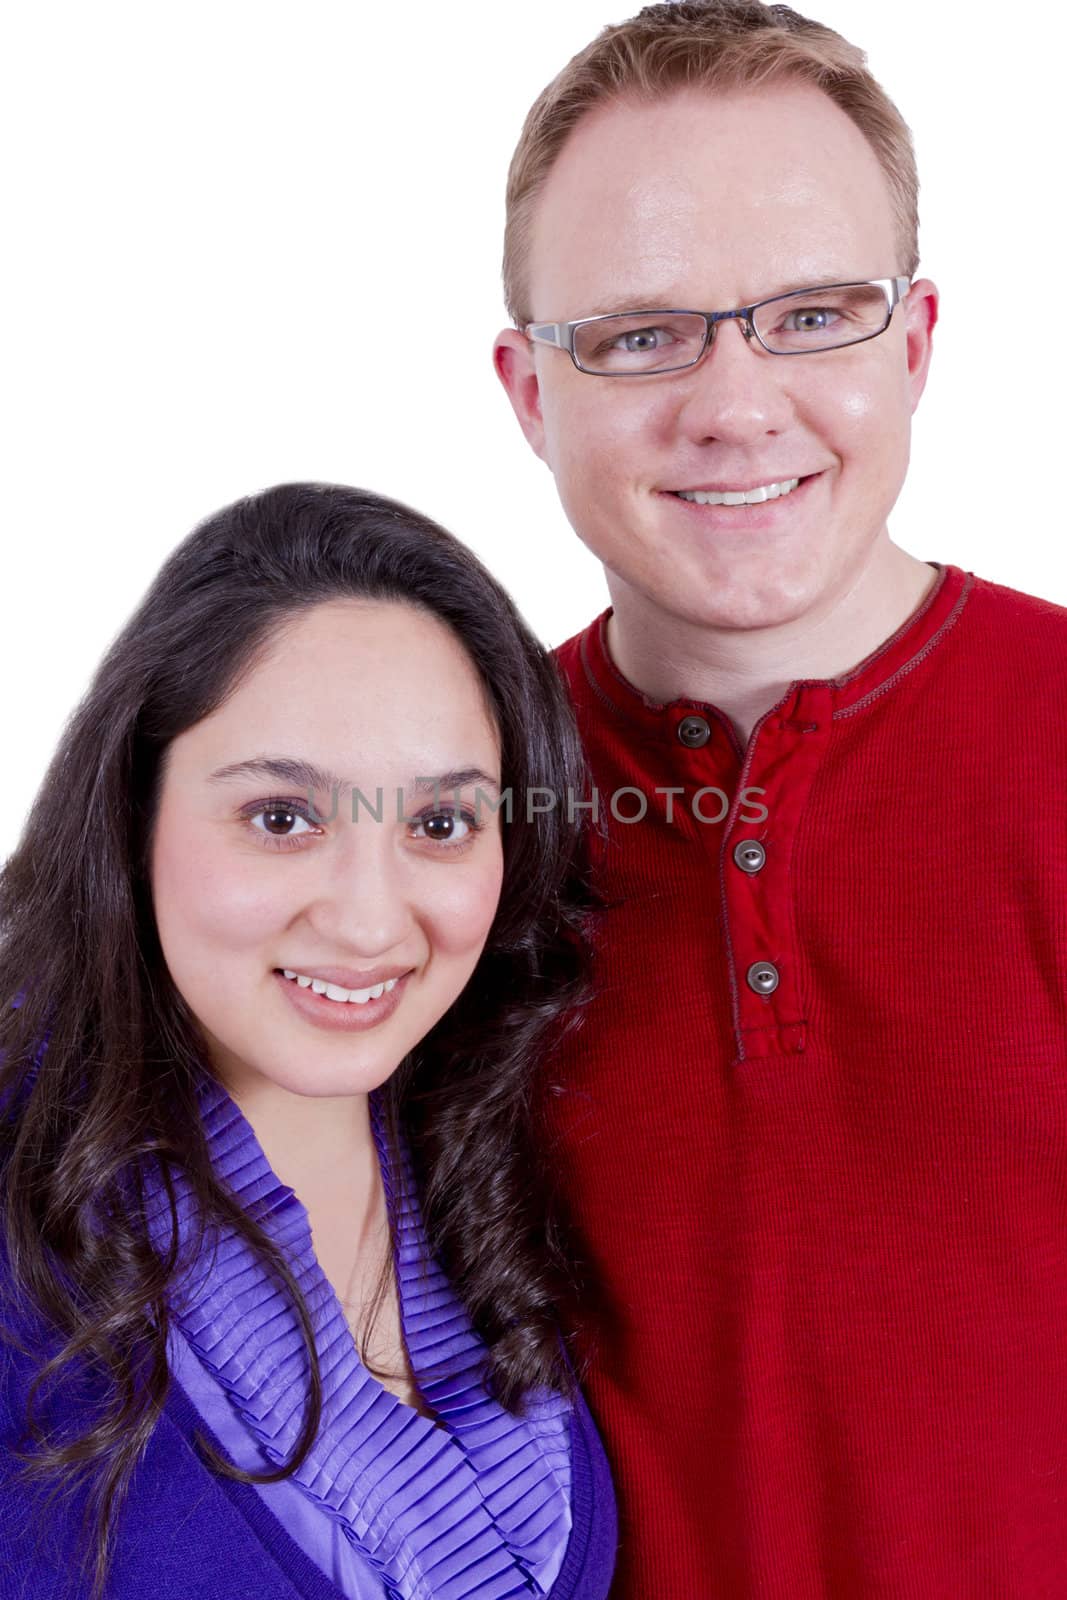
left=525, top=323, right=565, bottom=347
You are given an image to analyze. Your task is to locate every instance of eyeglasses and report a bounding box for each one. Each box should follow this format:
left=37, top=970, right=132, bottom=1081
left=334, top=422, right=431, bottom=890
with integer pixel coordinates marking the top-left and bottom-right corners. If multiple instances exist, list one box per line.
left=525, top=277, right=911, bottom=376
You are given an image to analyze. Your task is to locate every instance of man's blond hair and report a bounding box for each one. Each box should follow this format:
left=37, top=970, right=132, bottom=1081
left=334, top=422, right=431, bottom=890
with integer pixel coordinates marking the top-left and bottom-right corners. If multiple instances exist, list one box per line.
left=503, top=0, right=919, bottom=326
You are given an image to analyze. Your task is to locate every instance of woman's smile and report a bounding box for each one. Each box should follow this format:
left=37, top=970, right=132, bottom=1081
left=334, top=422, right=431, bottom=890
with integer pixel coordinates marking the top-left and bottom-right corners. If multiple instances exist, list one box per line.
left=272, top=965, right=411, bottom=1032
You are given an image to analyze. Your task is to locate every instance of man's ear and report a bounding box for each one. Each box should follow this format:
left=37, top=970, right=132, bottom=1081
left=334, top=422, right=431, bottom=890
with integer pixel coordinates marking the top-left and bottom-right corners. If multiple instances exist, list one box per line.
left=903, top=277, right=938, bottom=413
left=493, top=329, right=548, bottom=462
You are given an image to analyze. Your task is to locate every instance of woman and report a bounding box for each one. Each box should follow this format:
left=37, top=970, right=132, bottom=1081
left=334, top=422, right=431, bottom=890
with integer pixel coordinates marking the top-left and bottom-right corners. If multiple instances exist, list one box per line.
left=0, top=483, right=615, bottom=1600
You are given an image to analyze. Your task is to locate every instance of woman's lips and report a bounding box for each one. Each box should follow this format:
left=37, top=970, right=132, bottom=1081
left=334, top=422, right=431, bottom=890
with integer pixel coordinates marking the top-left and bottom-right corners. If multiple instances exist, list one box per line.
left=273, top=967, right=409, bottom=1032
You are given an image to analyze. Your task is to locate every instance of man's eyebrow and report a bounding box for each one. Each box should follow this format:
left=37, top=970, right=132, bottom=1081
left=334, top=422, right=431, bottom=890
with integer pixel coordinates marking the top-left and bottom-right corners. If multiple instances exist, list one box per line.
left=563, top=296, right=681, bottom=320
left=575, top=291, right=687, bottom=318
left=207, top=757, right=499, bottom=796
left=574, top=277, right=854, bottom=318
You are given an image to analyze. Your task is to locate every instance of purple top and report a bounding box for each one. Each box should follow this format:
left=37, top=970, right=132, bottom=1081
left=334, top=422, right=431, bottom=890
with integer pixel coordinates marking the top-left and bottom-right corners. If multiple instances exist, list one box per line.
left=142, top=1078, right=584, bottom=1600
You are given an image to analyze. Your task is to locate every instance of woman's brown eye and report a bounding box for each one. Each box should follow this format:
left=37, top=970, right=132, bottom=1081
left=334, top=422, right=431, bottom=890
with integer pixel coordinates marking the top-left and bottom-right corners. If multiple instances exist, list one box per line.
left=412, top=810, right=476, bottom=844
left=263, top=808, right=296, bottom=834
left=248, top=805, right=313, bottom=838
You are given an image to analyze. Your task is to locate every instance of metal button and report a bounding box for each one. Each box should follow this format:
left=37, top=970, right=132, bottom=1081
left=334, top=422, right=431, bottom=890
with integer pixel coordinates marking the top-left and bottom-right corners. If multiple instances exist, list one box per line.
left=677, top=714, right=711, bottom=748
left=733, top=839, right=766, bottom=874
left=746, top=961, right=779, bottom=995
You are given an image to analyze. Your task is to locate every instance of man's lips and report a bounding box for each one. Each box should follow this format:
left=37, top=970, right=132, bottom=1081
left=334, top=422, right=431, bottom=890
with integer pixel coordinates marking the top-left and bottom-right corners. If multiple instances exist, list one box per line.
left=665, top=471, right=819, bottom=495
left=658, top=470, right=824, bottom=527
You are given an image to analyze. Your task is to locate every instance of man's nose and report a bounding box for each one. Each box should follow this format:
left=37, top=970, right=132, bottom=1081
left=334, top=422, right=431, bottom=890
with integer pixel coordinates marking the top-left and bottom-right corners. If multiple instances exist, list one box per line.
left=303, top=829, right=415, bottom=956
left=672, top=316, right=794, bottom=444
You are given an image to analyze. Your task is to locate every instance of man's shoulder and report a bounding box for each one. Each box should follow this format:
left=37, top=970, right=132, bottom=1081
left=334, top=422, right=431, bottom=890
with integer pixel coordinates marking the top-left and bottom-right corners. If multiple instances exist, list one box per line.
left=551, top=613, right=607, bottom=700
left=956, top=570, right=1067, bottom=703
left=553, top=615, right=601, bottom=663
left=966, top=568, right=1067, bottom=642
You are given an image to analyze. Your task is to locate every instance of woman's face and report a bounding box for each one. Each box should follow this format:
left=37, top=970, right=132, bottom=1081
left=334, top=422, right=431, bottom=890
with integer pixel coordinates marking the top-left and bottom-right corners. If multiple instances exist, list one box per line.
left=150, top=599, right=505, bottom=1104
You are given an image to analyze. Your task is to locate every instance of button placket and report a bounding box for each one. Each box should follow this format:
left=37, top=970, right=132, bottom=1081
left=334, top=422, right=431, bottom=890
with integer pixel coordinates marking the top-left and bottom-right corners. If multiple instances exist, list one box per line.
left=653, top=705, right=743, bottom=839
left=720, top=684, right=832, bottom=1061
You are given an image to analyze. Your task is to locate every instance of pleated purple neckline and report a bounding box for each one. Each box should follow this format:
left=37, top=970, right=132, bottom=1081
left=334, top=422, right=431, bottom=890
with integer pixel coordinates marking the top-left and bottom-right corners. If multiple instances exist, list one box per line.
left=143, top=1077, right=572, bottom=1599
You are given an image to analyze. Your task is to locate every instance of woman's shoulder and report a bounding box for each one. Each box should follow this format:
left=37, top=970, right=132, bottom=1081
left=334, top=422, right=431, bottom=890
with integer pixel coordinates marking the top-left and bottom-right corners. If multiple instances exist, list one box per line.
left=548, top=1377, right=618, bottom=1599
left=0, top=1241, right=87, bottom=1466
left=0, top=1231, right=45, bottom=1401
left=0, top=1244, right=84, bottom=1599
left=0, top=1309, right=327, bottom=1600
left=0, top=1235, right=108, bottom=1491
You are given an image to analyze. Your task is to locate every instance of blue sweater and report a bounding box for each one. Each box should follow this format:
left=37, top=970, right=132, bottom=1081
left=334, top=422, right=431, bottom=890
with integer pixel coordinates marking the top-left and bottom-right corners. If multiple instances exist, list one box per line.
left=0, top=1077, right=616, bottom=1599
left=0, top=1282, right=616, bottom=1600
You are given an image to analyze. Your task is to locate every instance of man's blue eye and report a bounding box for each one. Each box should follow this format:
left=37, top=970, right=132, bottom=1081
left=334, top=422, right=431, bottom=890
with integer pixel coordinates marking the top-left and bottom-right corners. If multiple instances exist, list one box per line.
left=782, top=307, right=840, bottom=332
left=615, top=326, right=673, bottom=352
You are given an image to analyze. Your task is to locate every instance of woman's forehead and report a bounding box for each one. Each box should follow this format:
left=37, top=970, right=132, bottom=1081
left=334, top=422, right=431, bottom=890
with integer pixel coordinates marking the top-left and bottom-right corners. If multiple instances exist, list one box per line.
left=165, top=599, right=501, bottom=784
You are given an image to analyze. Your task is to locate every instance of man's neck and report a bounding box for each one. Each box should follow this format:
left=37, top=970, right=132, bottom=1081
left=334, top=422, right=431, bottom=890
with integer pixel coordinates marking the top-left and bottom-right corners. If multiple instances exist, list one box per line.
left=605, top=541, right=939, bottom=749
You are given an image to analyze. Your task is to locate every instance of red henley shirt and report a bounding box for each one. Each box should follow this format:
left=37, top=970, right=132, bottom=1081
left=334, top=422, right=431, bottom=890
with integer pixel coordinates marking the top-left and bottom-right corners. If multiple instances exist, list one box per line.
left=549, top=561, right=1067, bottom=1599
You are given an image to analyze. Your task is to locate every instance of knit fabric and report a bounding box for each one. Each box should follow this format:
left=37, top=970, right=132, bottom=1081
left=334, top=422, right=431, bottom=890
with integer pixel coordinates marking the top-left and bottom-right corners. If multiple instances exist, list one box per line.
left=549, top=562, right=1067, bottom=1598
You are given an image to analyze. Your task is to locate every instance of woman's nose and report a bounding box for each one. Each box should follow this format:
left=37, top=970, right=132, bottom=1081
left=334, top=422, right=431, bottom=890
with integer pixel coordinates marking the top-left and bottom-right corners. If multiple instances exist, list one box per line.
left=301, top=828, right=416, bottom=957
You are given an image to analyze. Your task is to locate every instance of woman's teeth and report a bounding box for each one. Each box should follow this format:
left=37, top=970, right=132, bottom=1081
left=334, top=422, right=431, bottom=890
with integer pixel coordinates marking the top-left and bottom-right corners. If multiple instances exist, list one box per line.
left=281, top=970, right=399, bottom=1004
left=675, top=476, right=801, bottom=506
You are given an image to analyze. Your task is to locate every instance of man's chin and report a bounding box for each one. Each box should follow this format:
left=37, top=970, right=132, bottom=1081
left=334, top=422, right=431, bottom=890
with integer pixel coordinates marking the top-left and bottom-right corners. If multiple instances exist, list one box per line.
left=612, top=552, right=835, bottom=639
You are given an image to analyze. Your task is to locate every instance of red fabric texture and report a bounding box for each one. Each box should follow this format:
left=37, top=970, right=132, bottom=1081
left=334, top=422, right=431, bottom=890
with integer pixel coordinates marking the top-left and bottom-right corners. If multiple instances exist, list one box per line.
left=549, top=563, right=1067, bottom=1598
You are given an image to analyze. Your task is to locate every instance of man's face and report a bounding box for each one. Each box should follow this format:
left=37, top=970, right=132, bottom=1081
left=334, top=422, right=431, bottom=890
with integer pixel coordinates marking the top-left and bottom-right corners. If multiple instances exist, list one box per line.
left=495, top=83, right=938, bottom=636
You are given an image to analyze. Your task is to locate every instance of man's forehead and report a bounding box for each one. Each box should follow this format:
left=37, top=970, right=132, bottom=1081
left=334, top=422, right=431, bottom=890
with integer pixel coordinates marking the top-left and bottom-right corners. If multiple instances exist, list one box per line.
left=526, top=84, right=897, bottom=316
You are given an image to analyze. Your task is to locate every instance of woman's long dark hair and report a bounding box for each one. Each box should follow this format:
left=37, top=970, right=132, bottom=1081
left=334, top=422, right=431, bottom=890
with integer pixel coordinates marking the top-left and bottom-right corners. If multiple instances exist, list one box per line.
left=0, top=483, right=598, bottom=1600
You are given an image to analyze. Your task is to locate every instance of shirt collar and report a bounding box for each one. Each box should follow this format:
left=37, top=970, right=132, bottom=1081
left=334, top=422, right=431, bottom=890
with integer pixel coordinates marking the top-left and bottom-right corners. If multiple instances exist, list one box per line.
left=142, top=1076, right=573, bottom=1595
left=578, top=562, right=973, bottom=731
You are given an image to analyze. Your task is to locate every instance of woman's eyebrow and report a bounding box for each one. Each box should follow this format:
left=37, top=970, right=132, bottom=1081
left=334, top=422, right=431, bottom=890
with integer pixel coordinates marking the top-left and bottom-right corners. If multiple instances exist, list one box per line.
left=411, top=769, right=500, bottom=797
left=207, top=757, right=500, bottom=796
left=208, top=756, right=348, bottom=793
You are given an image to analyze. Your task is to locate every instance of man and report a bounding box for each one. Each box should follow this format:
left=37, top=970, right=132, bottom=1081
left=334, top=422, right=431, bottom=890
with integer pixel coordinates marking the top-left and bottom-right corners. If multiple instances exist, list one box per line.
left=493, top=2, right=1067, bottom=1596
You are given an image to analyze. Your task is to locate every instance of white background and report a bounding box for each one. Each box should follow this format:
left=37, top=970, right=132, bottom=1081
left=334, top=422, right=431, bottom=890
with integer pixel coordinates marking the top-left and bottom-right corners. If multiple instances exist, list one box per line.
left=2, top=2, right=1064, bottom=858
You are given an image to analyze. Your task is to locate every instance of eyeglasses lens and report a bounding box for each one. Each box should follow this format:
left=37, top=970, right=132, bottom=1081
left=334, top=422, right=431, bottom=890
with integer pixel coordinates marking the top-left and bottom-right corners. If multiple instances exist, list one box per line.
left=573, top=313, right=708, bottom=374
left=753, top=283, right=891, bottom=352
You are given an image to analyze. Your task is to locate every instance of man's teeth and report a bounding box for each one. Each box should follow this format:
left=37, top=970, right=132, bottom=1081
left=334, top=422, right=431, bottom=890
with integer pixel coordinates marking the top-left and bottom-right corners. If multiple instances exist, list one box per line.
left=281, top=970, right=400, bottom=1004
left=676, top=476, right=801, bottom=506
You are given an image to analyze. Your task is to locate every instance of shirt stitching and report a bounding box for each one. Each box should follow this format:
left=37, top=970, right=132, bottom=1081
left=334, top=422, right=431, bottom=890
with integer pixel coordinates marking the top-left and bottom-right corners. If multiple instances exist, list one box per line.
left=834, top=572, right=974, bottom=720
left=579, top=625, right=631, bottom=720
left=829, top=561, right=949, bottom=688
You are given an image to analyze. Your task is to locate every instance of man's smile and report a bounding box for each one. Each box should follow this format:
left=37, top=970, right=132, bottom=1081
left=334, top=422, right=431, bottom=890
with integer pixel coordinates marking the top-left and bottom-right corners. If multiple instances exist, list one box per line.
left=658, top=470, right=827, bottom=530
left=670, top=475, right=802, bottom=505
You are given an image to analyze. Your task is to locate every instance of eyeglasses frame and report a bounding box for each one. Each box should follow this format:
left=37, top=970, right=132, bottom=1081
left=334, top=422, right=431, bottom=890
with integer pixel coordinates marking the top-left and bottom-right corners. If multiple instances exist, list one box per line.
left=524, top=276, right=912, bottom=375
